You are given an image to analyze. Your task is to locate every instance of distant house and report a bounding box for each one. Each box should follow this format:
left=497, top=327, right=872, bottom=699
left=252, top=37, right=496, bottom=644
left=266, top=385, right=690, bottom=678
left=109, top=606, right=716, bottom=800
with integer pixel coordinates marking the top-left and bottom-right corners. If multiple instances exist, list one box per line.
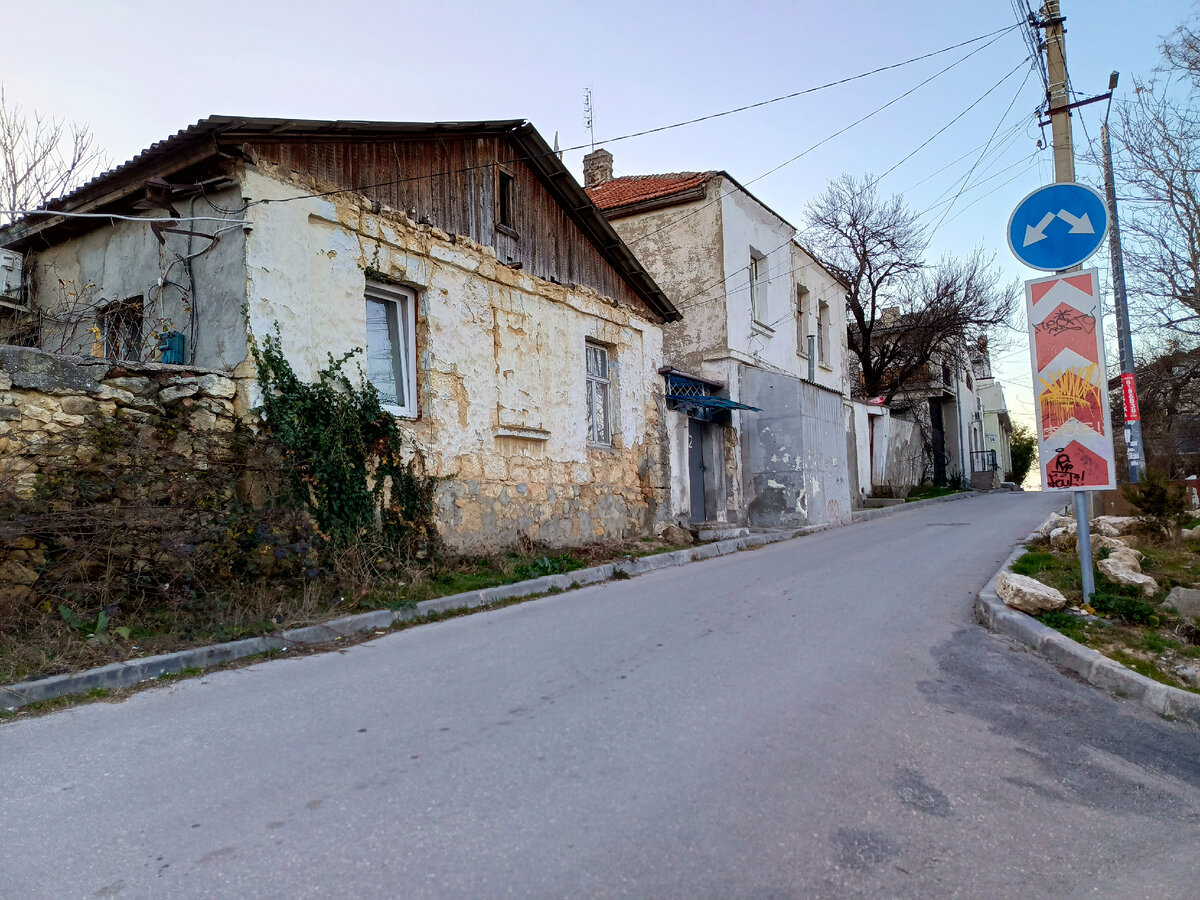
left=584, top=149, right=852, bottom=528
left=972, top=345, right=1014, bottom=486
left=844, top=307, right=986, bottom=489
left=0, top=117, right=680, bottom=552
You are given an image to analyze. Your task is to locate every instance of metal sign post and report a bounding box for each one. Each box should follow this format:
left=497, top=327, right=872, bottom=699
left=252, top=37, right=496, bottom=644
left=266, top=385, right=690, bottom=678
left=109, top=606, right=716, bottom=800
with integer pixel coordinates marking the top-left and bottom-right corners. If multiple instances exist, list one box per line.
left=1024, top=270, right=1116, bottom=604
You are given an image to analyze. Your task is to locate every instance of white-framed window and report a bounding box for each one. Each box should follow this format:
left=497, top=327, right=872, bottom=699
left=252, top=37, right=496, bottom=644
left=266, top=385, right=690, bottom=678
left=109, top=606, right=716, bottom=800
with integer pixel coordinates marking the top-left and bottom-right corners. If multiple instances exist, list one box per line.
left=364, top=282, right=417, bottom=418
left=795, top=283, right=810, bottom=356
left=817, top=298, right=830, bottom=366
left=585, top=342, right=611, bottom=446
left=749, top=249, right=768, bottom=326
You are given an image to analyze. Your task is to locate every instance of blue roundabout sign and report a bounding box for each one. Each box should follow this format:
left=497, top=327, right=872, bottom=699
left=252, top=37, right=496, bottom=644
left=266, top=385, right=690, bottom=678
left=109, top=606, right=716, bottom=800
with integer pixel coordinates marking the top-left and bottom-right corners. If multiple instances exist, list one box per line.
left=1007, top=182, right=1108, bottom=271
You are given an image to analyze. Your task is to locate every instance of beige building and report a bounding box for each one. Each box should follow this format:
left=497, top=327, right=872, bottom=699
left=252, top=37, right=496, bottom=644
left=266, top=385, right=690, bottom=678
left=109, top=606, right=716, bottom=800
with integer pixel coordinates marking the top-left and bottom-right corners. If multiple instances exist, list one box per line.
left=1, top=117, right=680, bottom=552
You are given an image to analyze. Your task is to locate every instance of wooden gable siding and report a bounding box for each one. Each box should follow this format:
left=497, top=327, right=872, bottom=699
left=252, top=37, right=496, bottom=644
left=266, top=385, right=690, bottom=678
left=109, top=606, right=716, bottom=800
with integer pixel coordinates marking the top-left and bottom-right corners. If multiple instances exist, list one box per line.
left=243, top=136, right=647, bottom=315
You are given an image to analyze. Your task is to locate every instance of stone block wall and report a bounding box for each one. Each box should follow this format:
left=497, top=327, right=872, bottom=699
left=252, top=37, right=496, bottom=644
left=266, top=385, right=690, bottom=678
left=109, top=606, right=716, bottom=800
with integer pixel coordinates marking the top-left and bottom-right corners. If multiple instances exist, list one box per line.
left=0, top=346, right=245, bottom=603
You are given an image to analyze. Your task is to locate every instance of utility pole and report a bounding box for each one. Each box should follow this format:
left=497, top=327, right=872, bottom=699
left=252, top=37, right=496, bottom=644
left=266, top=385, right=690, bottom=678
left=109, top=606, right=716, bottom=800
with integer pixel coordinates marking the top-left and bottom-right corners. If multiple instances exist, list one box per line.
left=1043, top=0, right=1075, bottom=184
left=1039, top=0, right=1095, bottom=602
left=1100, top=71, right=1144, bottom=483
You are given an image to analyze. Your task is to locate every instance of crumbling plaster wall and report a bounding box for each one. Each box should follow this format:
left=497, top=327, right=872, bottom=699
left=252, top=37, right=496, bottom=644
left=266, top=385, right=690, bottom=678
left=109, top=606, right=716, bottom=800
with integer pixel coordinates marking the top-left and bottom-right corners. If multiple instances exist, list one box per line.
left=604, top=187, right=726, bottom=377
left=739, top=367, right=852, bottom=527
left=240, top=166, right=668, bottom=553
left=28, top=185, right=248, bottom=368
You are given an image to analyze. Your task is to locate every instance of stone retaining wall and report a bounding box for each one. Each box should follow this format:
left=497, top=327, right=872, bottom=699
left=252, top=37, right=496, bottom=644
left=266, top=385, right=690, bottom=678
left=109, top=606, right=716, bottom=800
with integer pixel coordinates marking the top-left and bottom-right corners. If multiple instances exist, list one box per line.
left=0, top=346, right=247, bottom=602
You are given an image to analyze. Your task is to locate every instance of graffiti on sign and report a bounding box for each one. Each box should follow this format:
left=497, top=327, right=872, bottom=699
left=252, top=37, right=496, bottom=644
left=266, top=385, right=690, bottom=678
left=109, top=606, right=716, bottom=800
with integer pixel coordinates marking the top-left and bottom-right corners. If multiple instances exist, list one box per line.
left=1034, top=303, right=1098, bottom=364
left=1038, top=364, right=1105, bottom=437
left=1025, top=269, right=1116, bottom=492
left=1045, top=440, right=1110, bottom=489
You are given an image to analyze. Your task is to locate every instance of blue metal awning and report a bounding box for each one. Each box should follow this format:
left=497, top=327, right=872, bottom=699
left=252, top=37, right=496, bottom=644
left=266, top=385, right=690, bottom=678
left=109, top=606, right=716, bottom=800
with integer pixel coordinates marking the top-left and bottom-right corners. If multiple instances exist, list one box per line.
left=665, top=394, right=761, bottom=412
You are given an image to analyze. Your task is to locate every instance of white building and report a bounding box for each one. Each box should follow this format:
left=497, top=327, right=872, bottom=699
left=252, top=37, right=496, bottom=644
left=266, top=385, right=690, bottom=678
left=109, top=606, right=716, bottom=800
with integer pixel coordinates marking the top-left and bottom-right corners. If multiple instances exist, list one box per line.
left=584, top=150, right=853, bottom=528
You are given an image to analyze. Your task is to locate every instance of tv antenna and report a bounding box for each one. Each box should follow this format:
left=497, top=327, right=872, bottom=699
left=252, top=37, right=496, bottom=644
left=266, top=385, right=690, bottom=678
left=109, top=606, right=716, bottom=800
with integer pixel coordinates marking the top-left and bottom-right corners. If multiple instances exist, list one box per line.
left=583, top=87, right=595, bottom=151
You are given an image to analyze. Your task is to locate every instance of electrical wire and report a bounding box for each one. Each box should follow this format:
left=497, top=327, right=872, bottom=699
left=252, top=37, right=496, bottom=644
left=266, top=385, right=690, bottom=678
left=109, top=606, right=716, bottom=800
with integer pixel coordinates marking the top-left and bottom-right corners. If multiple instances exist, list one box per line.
left=876, top=57, right=1031, bottom=182
left=628, top=28, right=1017, bottom=252
left=926, top=62, right=1039, bottom=235
left=0, top=210, right=249, bottom=224
left=244, top=24, right=1023, bottom=211
left=672, top=36, right=1029, bottom=316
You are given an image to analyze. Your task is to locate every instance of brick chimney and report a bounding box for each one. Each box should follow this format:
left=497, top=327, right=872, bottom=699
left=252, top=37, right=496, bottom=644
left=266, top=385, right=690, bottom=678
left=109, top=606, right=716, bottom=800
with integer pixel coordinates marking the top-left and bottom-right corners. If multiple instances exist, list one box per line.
left=583, top=148, right=613, bottom=187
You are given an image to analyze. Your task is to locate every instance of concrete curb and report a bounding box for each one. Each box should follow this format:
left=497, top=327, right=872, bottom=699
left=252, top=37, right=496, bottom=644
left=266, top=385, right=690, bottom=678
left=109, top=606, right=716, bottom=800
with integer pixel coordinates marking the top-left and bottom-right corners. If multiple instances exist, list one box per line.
left=850, top=489, right=978, bottom=523
left=1, top=524, right=832, bottom=711
left=974, top=518, right=1200, bottom=726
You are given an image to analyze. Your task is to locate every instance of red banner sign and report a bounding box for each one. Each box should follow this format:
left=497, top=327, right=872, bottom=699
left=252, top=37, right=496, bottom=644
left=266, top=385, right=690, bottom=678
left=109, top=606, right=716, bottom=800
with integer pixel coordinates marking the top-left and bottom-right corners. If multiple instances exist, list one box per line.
left=1121, top=372, right=1141, bottom=423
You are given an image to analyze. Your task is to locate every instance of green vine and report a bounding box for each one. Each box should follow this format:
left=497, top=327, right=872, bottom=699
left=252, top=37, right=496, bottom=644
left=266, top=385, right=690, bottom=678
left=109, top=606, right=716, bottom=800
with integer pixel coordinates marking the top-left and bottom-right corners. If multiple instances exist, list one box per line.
left=250, top=325, right=438, bottom=553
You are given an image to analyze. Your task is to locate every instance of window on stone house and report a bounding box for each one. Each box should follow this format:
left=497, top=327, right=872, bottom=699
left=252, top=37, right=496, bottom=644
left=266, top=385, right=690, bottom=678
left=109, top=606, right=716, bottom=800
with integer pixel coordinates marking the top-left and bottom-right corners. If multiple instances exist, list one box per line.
left=496, top=167, right=516, bottom=232
left=795, top=283, right=810, bottom=356
left=98, top=295, right=143, bottom=360
left=365, top=282, right=417, bottom=418
left=749, top=250, right=768, bottom=326
left=818, top=298, right=830, bottom=365
left=585, top=342, right=611, bottom=446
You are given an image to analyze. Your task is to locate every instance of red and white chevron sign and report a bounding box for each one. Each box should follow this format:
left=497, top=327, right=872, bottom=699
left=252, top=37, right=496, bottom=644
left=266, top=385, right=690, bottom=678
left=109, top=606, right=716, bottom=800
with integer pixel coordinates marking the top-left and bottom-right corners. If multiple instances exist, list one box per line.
left=1026, top=269, right=1116, bottom=492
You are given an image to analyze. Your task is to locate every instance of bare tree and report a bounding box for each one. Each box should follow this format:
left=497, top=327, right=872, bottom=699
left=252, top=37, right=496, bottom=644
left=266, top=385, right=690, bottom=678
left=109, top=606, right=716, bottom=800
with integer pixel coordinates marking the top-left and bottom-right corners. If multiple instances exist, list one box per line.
left=0, top=87, right=105, bottom=224
left=1161, top=9, right=1200, bottom=87
left=1111, top=81, right=1200, bottom=338
left=1110, top=339, right=1200, bottom=477
left=804, top=174, right=1016, bottom=403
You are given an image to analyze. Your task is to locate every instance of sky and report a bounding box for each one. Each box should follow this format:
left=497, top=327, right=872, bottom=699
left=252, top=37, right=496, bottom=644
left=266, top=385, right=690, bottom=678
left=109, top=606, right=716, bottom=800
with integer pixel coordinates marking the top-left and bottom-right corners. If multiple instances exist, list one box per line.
left=5, top=0, right=1196, bottom=431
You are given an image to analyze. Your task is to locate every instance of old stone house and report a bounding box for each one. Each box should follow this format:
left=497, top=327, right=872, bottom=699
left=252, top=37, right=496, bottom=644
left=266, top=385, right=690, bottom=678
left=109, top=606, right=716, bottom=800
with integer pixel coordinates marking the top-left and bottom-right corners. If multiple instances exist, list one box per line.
left=583, top=150, right=852, bottom=528
left=0, top=117, right=681, bottom=552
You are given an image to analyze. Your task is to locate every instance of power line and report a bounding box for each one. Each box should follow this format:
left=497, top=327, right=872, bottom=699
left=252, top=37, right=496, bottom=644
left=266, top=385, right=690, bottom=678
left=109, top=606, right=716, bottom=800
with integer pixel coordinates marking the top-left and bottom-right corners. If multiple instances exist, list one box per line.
left=926, top=61, right=1039, bottom=235
left=673, top=36, right=1031, bottom=315
left=245, top=24, right=1023, bottom=211
left=876, top=57, right=1031, bottom=182
left=633, top=27, right=1018, bottom=261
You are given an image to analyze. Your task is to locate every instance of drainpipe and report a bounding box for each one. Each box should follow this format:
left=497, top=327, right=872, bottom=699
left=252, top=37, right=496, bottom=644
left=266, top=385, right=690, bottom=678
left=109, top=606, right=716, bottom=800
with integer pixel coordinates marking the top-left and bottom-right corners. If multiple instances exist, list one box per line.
left=953, top=362, right=966, bottom=483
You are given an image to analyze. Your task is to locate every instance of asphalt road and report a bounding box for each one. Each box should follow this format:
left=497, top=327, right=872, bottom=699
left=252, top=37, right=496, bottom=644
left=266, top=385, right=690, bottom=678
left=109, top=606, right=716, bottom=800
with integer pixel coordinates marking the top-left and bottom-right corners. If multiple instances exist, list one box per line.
left=4, top=491, right=1200, bottom=899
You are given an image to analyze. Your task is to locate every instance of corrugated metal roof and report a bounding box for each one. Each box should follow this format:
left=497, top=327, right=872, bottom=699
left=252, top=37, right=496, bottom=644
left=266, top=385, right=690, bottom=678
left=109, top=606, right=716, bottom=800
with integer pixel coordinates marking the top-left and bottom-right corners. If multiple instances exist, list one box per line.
left=4, top=116, right=680, bottom=323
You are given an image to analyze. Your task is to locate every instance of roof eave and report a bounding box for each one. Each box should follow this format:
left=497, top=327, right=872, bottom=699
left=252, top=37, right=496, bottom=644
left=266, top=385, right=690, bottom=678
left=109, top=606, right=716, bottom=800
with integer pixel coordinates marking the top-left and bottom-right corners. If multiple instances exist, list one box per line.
left=510, top=123, right=680, bottom=323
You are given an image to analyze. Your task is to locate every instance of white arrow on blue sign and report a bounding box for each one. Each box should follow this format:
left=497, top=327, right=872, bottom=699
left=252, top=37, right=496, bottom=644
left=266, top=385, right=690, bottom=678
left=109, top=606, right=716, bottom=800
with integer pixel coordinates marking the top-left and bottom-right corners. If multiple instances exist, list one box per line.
left=1007, top=182, right=1108, bottom=271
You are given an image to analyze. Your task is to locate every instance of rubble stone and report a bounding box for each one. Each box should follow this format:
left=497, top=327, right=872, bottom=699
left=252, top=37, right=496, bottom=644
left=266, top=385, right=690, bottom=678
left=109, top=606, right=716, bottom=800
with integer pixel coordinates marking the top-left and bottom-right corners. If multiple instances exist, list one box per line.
left=996, top=571, right=1069, bottom=614
left=1165, top=586, right=1200, bottom=619
left=1097, top=558, right=1159, bottom=597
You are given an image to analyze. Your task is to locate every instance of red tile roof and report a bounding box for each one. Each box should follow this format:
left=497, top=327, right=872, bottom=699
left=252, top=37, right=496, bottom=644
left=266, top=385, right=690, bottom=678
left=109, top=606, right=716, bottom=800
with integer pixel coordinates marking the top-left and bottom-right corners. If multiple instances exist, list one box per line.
left=585, top=172, right=714, bottom=212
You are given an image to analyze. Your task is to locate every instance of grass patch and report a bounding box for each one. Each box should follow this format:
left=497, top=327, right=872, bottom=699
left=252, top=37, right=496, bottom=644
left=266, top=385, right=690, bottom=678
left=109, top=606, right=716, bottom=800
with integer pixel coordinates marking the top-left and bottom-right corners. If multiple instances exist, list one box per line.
left=1111, top=650, right=1195, bottom=691
left=1015, top=527, right=1200, bottom=698
left=905, top=485, right=964, bottom=502
left=1, top=538, right=690, bottom=686
left=1038, top=609, right=1090, bottom=643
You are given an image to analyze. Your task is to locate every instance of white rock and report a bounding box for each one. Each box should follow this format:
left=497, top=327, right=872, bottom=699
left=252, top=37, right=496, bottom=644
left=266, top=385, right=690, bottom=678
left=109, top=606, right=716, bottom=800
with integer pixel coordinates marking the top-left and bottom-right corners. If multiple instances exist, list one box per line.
left=197, top=373, right=237, bottom=399
left=1094, top=515, right=1138, bottom=534
left=1092, top=535, right=1130, bottom=553
left=1172, top=665, right=1200, bottom=688
left=1107, top=547, right=1144, bottom=572
left=159, top=384, right=198, bottom=405
left=1038, top=513, right=1072, bottom=536
left=996, top=571, right=1069, bottom=614
left=1165, top=586, right=1200, bottom=619
left=1097, top=558, right=1159, bottom=597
